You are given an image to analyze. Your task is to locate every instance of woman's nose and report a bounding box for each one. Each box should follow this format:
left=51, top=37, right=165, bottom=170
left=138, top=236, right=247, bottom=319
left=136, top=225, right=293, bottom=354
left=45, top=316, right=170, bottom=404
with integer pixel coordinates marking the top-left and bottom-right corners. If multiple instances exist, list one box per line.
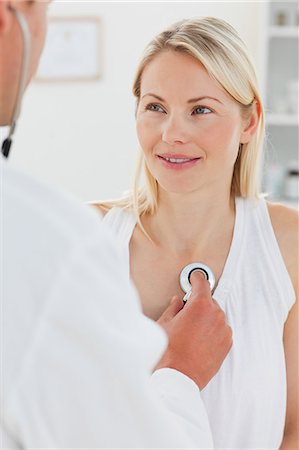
left=161, top=113, right=191, bottom=145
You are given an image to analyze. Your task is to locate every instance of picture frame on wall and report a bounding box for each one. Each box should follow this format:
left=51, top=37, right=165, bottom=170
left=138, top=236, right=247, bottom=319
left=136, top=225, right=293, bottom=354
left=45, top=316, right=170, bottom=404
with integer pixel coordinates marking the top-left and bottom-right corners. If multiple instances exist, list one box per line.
left=36, top=17, right=102, bottom=82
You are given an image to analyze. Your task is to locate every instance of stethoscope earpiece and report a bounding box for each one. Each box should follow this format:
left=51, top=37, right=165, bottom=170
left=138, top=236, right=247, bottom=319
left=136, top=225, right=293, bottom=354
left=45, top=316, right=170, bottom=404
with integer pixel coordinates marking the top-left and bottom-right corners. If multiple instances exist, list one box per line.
left=180, top=262, right=215, bottom=303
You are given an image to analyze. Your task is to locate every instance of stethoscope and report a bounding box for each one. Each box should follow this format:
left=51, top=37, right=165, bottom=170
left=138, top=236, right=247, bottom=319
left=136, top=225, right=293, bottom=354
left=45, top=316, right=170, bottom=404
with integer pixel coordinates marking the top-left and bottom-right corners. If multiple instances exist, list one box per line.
left=180, top=262, right=215, bottom=303
left=1, top=7, right=31, bottom=158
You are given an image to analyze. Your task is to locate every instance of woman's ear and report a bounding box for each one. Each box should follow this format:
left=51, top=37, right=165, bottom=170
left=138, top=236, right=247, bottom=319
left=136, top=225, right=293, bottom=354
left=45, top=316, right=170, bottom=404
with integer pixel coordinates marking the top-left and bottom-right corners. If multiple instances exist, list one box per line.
left=0, top=2, right=13, bottom=35
left=240, top=100, right=261, bottom=144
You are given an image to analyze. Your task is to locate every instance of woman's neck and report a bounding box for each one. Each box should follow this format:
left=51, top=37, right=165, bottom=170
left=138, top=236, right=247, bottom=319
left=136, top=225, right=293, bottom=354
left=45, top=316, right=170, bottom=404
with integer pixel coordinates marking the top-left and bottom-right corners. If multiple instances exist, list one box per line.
left=142, top=187, right=235, bottom=257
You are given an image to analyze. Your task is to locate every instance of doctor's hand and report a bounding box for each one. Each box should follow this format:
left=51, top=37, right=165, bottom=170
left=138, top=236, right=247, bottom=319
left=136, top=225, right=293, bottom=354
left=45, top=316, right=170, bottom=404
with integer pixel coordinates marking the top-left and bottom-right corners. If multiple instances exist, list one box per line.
left=155, top=271, right=233, bottom=390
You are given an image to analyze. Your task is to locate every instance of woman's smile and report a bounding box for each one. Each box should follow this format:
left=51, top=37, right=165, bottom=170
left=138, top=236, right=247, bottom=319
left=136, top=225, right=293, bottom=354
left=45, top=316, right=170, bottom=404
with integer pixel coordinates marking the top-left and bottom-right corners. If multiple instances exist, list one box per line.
left=157, top=153, right=202, bottom=170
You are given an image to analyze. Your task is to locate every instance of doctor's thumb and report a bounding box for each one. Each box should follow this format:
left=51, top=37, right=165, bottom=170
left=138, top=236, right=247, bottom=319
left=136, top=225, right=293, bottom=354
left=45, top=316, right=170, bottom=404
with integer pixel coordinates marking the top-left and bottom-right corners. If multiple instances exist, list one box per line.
left=188, top=271, right=212, bottom=302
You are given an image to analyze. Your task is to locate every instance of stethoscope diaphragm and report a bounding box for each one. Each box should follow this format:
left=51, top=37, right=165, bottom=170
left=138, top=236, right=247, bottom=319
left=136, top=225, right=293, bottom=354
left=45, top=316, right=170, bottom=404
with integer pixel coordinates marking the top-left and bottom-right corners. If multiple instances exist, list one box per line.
left=180, top=262, right=215, bottom=302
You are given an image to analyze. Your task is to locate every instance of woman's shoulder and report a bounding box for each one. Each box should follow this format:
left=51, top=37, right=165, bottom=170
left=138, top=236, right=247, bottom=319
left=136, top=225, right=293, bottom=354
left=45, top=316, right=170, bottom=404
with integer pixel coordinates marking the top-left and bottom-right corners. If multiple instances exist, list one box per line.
left=89, top=200, right=136, bottom=236
left=90, top=202, right=111, bottom=218
left=266, top=201, right=298, bottom=240
left=266, top=201, right=298, bottom=290
left=89, top=198, right=133, bottom=217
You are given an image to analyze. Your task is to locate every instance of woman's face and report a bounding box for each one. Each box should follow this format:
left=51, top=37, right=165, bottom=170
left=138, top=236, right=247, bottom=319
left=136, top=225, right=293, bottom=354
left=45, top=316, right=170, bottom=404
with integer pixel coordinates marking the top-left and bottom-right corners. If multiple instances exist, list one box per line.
left=136, top=50, right=251, bottom=195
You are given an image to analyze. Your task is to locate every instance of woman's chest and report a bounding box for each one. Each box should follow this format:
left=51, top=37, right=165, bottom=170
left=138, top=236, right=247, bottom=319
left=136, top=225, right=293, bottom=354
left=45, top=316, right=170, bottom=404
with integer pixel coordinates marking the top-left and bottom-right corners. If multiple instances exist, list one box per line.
left=129, top=239, right=227, bottom=321
left=129, top=244, right=185, bottom=319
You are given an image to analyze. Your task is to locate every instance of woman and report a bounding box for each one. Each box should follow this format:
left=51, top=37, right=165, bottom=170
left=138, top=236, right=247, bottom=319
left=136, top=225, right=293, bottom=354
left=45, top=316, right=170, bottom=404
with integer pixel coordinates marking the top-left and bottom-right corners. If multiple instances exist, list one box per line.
left=94, top=17, right=298, bottom=449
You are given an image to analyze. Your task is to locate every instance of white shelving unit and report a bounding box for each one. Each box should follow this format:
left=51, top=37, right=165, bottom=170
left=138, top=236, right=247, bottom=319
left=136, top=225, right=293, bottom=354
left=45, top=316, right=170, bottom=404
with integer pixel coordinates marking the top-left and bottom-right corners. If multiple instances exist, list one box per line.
left=261, top=1, right=298, bottom=207
left=269, top=26, right=298, bottom=38
left=267, top=114, right=298, bottom=126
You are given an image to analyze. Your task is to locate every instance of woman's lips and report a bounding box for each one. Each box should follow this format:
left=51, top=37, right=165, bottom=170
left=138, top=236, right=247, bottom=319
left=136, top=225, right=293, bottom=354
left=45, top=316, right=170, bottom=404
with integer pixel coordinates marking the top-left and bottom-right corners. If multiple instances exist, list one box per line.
left=157, top=154, right=202, bottom=170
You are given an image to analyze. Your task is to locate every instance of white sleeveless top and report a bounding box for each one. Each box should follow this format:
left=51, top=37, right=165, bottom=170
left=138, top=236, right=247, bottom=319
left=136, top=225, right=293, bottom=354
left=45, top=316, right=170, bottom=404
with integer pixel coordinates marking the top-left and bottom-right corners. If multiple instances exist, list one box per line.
left=102, top=197, right=295, bottom=449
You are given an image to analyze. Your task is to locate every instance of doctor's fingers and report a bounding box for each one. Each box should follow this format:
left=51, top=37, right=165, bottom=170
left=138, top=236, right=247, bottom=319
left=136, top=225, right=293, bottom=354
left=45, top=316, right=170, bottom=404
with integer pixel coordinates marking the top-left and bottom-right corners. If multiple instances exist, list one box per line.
left=184, top=279, right=229, bottom=326
left=157, top=296, right=184, bottom=325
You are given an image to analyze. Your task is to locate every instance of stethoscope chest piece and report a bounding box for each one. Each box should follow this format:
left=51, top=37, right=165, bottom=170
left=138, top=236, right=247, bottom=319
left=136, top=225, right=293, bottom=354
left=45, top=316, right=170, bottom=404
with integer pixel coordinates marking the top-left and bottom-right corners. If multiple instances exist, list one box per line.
left=180, top=262, right=215, bottom=302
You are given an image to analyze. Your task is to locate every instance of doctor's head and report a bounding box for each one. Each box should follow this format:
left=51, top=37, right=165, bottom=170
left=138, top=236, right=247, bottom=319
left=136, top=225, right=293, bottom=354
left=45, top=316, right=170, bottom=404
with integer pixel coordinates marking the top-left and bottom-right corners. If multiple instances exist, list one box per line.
left=132, top=17, right=264, bottom=214
left=0, top=0, right=49, bottom=125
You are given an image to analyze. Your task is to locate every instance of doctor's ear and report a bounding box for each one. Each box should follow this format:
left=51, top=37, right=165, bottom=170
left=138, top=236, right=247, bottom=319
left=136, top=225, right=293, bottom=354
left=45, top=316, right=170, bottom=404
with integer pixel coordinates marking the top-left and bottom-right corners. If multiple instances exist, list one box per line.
left=240, top=100, right=261, bottom=145
left=0, top=2, right=14, bottom=35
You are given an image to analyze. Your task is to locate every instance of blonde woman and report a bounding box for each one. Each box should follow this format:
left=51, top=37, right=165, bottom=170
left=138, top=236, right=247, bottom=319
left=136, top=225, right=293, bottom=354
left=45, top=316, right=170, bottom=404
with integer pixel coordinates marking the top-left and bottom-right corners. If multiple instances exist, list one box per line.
left=94, top=17, right=298, bottom=449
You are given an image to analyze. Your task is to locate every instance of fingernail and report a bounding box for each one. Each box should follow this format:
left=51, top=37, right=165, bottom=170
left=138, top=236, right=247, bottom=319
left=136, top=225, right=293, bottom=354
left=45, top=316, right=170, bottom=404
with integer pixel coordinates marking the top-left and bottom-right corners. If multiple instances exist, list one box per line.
left=191, top=270, right=206, bottom=282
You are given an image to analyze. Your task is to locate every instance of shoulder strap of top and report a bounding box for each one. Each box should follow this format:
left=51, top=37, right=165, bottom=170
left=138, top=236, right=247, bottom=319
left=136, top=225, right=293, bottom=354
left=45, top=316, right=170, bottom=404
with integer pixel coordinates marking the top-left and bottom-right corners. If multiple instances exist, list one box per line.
left=102, top=207, right=136, bottom=247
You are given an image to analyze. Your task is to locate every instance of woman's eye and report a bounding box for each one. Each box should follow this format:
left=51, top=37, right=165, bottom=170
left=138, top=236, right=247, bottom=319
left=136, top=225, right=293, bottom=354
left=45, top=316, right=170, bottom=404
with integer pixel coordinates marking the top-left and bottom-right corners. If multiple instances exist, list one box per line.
left=192, top=106, right=212, bottom=115
left=146, top=103, right=165, bottom=113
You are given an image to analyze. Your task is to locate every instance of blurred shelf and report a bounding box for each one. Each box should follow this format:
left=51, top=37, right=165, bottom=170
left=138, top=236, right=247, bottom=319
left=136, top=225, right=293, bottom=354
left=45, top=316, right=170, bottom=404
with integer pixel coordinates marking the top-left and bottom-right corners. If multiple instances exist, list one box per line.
left=269, top=26, right=299, bottom=38
left=266, top=113, right=299, bottom=126
left=262, top=1, right=299, bottom=211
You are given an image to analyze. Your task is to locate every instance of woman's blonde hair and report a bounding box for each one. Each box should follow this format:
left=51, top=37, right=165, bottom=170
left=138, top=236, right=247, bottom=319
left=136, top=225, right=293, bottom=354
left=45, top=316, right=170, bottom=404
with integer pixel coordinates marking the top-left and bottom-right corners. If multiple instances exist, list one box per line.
left=98, top=17, right=265, bottom=225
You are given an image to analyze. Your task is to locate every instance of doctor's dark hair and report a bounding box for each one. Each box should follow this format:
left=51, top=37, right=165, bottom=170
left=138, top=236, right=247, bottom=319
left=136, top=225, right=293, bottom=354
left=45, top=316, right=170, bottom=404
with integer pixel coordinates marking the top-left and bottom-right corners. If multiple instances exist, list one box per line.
left=97, top=17, right=265, bottom=232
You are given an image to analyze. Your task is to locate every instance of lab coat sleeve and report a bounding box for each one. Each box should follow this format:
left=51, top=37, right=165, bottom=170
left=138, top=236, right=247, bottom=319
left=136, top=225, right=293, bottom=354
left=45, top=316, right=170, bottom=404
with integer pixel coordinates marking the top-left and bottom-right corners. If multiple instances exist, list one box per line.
left=151, top=368, right=214, bottom=447
left=4, top=228, right=214, bottom=448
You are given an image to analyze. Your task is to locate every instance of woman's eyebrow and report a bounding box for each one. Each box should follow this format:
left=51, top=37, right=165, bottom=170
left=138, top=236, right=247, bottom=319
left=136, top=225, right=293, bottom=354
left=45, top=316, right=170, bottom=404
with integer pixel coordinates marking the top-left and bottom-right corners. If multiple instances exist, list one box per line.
left=141, top=93, right=164, bottom=101
left=187, top=96, right=223, bottom=104
left=141, top=93, right=223, bottom=104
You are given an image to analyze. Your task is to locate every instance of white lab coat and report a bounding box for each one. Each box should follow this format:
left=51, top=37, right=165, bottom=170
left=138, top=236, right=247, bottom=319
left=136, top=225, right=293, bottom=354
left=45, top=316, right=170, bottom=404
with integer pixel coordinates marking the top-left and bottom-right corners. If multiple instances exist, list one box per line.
left=1, top=157, right=213, bottom=448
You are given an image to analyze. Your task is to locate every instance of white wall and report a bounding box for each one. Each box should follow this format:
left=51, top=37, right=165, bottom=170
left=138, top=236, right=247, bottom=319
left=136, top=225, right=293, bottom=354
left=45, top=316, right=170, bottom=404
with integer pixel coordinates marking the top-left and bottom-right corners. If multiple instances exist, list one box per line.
left=9, top=0, right=265, bottom=201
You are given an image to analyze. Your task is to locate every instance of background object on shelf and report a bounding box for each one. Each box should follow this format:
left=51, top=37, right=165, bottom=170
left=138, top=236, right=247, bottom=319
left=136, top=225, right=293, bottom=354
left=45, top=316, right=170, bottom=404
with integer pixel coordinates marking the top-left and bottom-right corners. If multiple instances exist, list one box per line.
left=275, top=10, right=289, bottom=26
left=272, top=1, right=299, bottom=26
left=284, top=161, right=299, bottom=200
left=286, top=79, right=299, bottom=114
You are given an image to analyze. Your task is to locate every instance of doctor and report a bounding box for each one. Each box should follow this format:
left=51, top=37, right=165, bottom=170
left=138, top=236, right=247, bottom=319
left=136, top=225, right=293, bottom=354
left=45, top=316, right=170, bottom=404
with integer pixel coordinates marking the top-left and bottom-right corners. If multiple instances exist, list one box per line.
left=0, top=1, right=232, bottom=447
